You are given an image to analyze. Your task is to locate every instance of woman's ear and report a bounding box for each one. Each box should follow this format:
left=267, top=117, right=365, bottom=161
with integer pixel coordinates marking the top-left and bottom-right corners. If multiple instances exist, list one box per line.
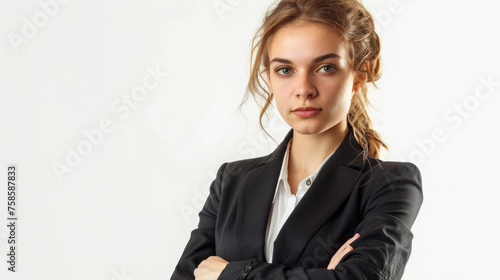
left=353, top=71, right=367, bottom=93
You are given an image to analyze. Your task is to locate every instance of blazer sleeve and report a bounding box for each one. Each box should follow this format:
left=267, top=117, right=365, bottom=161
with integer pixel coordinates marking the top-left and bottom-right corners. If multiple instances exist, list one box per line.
left=218, top=162, right=423, bottom=280
left=171, top=163, right=227, bottom=280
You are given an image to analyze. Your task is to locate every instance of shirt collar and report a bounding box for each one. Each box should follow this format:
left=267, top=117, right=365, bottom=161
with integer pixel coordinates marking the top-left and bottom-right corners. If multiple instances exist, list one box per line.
left=272, top=140, right=291, bottom=203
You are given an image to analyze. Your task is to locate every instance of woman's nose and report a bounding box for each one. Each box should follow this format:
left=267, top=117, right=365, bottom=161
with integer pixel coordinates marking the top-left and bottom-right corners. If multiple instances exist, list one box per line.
left=295, top=73, right=317, bottom=99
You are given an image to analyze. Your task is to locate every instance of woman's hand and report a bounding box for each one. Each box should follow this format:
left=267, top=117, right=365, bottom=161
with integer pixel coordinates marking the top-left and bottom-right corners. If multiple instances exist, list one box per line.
left=327, top=233, right=360, bottom=270
left=194, top=256, right=229, bottom=280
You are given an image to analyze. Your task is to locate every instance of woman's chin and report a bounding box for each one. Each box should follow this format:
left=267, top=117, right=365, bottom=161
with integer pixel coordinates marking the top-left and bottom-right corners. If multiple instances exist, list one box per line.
left=290, top=120, right=346, bottom=137
left=290, top=124, right=324, bottom=136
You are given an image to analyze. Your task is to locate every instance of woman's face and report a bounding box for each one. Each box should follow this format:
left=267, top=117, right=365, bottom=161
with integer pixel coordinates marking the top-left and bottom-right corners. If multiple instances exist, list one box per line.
left=266, top=21, right=359, bottom=136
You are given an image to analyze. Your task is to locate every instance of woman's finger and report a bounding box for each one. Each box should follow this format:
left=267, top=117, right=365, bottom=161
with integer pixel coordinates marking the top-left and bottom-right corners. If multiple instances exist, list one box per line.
left=327, top=233, right=360, bottom=270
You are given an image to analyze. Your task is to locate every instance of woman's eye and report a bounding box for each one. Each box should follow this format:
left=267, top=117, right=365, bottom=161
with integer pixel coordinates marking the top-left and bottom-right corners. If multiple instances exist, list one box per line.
left=276, top=67, right=292, bottom=75
left=320, top=65, right=336, bottom=73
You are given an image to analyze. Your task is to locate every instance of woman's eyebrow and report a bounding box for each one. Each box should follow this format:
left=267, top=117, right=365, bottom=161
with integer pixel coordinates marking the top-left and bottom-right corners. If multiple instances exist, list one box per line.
left=270, top=53, right=341, bottom=64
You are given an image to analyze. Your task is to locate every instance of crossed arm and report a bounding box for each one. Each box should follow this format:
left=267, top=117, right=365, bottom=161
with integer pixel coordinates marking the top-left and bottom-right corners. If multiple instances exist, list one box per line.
left=194, top=233, right=361, bottom=280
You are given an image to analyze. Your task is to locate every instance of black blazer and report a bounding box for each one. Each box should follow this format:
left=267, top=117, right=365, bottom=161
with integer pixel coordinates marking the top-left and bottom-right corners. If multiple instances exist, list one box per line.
left=172, top=126, right=423, bottom=280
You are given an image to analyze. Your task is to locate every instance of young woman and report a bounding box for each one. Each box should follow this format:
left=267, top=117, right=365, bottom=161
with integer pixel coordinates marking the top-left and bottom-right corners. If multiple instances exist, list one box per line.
left=172, top=0, right=423, bottom=279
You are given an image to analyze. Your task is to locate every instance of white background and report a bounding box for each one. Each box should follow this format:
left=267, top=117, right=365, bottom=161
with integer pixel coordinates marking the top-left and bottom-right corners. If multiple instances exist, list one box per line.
left=1, top=0, right=499, bottom=279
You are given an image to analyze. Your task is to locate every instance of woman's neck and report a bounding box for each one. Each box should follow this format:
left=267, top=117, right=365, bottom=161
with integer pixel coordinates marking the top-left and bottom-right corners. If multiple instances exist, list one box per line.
left=288, top=122, right=348, bottom=176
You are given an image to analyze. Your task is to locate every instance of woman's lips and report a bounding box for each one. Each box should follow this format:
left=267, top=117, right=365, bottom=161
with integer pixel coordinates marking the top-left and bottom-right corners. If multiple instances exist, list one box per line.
left=292, top=107, right=321, bottom=118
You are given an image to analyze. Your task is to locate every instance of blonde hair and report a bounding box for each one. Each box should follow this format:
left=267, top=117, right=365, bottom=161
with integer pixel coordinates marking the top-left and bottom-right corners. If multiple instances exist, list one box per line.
left=244, top=0, right=388, bottom=159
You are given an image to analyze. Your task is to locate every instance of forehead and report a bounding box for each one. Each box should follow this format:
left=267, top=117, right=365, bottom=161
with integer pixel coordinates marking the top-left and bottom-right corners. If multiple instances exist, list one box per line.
left=267, top=21, right=348, bottom=60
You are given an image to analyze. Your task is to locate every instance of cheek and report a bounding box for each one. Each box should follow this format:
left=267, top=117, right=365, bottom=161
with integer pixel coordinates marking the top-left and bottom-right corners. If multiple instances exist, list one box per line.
left=320, top=74, right=352, bottom=92
left=328, top=96, right=351, bottom=116
left=269, top=77, right=290, bottom=94
left=270, top=81, right=292, bottom=107
left=273, top=93, right=289, bottom=117
left=338, top=89, right=354, bottom=110
left=323, top=82, right=353, bottom=112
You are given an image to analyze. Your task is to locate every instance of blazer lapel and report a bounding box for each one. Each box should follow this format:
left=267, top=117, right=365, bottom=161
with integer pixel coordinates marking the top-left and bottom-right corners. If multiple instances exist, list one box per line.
left=272, top=127, right=365, bottom=265
left=234, top=130, right=293, bottom=261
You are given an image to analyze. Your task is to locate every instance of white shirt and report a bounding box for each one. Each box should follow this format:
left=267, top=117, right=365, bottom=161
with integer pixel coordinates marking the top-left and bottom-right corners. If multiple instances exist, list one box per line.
left=264, top=140, right=336, bottom=262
